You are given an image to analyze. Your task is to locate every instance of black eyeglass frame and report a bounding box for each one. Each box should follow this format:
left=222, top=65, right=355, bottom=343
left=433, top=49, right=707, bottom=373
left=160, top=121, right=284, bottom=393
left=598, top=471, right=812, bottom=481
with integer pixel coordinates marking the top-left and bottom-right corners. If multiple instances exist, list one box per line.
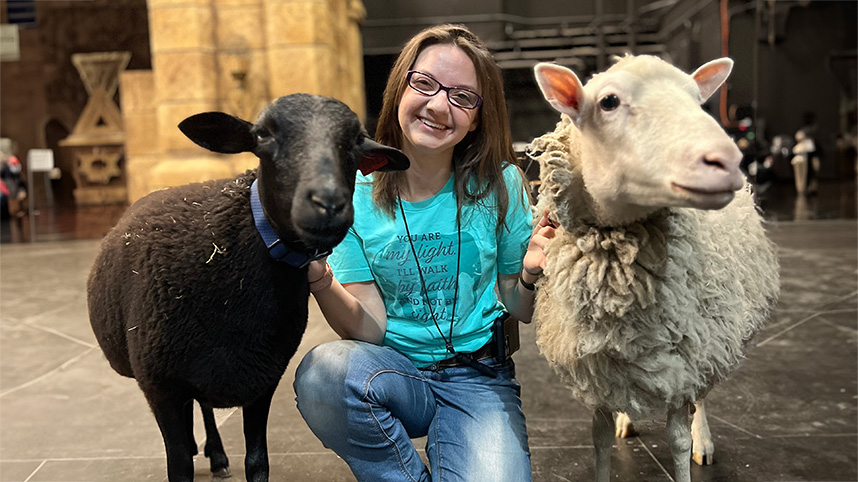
left=405, top=70, right=483, bottom=110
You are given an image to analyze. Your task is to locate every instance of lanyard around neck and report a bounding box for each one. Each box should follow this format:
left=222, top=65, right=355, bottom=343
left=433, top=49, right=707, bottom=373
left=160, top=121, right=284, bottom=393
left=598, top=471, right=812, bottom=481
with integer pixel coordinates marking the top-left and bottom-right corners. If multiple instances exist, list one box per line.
left=398, top=197, right=461, bottom=355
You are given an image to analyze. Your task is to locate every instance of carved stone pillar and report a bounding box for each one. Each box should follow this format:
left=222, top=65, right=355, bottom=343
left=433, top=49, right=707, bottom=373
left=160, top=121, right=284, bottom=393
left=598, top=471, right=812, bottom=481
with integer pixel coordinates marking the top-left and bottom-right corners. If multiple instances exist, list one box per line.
left=59, top=52, right=131, bottom=205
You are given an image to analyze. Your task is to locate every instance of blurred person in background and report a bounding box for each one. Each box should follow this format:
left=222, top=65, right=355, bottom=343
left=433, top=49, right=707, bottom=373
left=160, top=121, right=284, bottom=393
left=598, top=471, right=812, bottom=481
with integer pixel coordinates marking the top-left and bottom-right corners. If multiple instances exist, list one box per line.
left=1, top=149, right=27, bottom=220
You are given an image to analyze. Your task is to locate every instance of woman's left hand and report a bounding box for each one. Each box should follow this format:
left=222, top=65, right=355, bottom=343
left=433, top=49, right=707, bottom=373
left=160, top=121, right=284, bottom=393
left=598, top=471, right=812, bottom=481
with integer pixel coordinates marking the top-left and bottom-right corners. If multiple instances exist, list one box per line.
left=522, top=209, right=556, bottom=280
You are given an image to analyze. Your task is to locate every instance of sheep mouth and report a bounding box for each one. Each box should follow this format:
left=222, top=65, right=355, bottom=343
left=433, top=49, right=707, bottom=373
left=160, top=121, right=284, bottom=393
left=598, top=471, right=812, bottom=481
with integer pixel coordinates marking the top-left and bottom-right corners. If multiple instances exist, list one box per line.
left=293, top=222, right=350, bottom=251
left=670, top=183, right=736, bottom=209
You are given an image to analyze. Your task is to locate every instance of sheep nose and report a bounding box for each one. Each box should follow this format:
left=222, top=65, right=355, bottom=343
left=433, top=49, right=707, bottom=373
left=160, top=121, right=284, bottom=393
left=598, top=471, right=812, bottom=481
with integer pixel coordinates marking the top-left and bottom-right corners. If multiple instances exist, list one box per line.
left=308, top=189, right=346, bottom=217
left=702, top=154, right=729, bottom=172
left=699, top=144, right=744, bottom=190
left=701, top=144, right=742, bottom=172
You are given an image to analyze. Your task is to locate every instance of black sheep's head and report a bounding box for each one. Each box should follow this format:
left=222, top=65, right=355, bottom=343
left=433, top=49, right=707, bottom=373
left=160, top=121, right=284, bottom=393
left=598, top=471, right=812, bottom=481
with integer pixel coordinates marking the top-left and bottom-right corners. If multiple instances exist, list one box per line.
left=178, top=94, right=410, bottom=252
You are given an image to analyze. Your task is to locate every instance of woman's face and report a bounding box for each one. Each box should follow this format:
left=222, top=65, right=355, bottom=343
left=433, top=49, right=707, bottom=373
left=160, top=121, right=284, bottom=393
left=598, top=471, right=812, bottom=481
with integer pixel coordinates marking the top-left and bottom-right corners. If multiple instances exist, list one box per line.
left=397, top=44, right=480, bottom=163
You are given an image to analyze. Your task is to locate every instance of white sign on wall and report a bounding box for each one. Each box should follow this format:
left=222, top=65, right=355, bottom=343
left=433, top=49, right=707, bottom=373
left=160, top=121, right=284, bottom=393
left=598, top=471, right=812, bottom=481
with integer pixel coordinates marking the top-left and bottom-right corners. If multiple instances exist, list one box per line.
left=27, top=149, right=55, bottom=172
left=0, top=24, right=21, bottom=62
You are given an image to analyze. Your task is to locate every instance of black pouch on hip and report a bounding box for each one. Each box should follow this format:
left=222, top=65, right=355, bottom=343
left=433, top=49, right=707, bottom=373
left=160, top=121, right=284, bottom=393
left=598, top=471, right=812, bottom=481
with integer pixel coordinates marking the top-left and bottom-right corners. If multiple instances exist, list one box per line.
left=493, top=313, right=520, bottom=363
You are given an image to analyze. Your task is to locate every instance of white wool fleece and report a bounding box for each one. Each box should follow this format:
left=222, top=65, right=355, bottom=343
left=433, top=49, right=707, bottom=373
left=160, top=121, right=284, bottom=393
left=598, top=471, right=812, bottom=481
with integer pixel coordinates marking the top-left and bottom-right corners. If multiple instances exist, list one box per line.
left=529, top=117, right=780, bottom=420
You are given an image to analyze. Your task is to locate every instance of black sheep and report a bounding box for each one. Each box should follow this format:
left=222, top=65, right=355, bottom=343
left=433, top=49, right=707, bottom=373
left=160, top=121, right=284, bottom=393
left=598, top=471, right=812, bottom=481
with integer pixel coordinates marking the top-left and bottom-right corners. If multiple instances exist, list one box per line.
left=87, top=94, right=409, bottom=482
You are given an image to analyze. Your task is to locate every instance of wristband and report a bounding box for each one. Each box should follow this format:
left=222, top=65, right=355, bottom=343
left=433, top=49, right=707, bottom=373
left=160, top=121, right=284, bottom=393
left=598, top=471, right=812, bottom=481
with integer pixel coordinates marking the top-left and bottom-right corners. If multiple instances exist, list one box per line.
left=309, top=263, right=334, bottom=293
left=519, top=274, right=536, bottom=291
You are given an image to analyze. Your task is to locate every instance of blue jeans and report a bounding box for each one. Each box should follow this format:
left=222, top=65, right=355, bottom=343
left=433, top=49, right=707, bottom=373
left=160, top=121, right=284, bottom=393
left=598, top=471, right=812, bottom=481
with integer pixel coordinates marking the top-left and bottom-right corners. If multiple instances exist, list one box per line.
left=293, top=340, right=532, bottom=482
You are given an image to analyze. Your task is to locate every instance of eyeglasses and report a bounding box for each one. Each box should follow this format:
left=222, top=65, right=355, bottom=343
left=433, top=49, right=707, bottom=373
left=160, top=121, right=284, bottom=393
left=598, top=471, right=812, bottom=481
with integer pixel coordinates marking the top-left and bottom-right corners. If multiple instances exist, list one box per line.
left=406, top=70, right=483, bottom=110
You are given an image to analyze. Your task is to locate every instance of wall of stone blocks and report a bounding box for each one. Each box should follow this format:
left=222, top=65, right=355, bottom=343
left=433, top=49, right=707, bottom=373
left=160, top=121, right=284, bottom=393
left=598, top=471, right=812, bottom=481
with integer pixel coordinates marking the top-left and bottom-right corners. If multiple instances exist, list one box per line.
left=122, top=0, right=368, bottom=202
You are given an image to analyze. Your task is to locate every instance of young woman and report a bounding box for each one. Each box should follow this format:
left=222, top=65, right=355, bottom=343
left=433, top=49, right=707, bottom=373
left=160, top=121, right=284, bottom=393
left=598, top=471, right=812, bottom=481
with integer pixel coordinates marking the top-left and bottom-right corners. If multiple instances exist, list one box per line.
left=294, top=24, right=555, bottom=482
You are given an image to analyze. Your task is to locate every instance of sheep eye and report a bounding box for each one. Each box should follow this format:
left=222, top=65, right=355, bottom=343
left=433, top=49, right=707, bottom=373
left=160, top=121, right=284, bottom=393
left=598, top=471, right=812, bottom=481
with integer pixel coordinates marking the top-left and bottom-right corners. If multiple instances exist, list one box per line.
left=254, top=128, right=272, bottom=143
left=599, top=94, right=620, bottom=111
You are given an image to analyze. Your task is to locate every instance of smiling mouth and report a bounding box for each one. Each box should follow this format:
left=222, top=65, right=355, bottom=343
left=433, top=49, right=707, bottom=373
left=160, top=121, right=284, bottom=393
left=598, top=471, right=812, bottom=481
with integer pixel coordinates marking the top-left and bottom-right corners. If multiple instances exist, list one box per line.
left=419, top=118, right=448, bottom=130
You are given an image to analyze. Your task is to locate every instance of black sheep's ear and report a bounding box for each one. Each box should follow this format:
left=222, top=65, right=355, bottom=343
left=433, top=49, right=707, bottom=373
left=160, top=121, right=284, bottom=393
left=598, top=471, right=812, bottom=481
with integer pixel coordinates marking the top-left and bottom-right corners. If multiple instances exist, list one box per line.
left=357, top=138, right=410, bottom=175
left=178, top=112, right=256, bottom=154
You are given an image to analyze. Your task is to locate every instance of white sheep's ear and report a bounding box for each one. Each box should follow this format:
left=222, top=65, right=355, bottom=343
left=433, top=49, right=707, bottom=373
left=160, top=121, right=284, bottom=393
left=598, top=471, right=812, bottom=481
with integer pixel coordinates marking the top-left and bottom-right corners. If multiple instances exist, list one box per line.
left=534, top=63, right=585, bottom=121
left=692, top=58, right=733, bottom=103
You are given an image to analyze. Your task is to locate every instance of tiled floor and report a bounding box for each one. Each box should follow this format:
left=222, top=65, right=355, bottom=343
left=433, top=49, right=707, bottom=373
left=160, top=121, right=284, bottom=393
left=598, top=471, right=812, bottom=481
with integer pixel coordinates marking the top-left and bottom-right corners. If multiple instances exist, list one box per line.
left=1, top=181, right=856, bottom=481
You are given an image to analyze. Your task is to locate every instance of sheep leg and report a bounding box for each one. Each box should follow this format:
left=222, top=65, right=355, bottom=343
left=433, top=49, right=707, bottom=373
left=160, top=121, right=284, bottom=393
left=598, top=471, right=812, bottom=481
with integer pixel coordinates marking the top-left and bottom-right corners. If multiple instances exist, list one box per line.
left=666, top=403, right=693, bottom=482
left=614, top=412, right=636, bottom=438
left=242, top=386, right=277, bottom=482
left=200, top=402, right=231, bottom=477
left=691, top=400, right=715, bottom=465
left=181, top=400, right=200, bottom=459
left=148, top=395, right=195, bottom=482
left=593, top=407, right=614, bottom=482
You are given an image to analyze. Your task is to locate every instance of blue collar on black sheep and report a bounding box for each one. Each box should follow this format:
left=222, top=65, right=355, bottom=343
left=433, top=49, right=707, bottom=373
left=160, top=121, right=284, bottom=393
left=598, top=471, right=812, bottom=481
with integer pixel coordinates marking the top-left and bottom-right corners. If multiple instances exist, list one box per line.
left=250, top=178, right=330, bottom=268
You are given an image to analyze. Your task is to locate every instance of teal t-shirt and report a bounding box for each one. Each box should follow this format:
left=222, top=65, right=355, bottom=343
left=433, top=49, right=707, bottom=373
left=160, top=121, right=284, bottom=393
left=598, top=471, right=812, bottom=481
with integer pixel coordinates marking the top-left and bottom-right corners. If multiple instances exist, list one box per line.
left=328, top=164, right=532, bottom=367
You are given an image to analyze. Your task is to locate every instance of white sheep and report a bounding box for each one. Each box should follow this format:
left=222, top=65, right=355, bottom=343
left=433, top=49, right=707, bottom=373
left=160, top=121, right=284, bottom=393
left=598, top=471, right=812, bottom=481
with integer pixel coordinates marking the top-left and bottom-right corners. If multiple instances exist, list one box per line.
left=528, top=55, right=780, bottom=482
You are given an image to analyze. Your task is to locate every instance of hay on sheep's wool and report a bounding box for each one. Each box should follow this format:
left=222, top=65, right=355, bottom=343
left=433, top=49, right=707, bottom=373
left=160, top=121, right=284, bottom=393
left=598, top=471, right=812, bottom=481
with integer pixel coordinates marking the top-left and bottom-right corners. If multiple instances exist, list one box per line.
left=529, top=117, right=780, bottom=420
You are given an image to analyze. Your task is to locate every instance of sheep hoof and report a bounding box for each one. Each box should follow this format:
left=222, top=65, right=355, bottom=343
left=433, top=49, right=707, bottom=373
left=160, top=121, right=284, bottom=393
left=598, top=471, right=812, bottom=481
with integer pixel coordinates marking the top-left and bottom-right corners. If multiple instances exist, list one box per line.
left=212, top=466, right=232, bottom=479
left=692, top=451, right=714, bottom=466
left=614, top=412, right=637, bottom=438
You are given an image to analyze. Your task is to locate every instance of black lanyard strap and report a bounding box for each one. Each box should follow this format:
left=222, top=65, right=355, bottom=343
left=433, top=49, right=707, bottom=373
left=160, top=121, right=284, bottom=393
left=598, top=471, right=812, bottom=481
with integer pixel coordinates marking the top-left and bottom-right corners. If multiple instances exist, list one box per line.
left=398, top=191, right=497, bottom=378
left=398, top=196, right=460, bottom=355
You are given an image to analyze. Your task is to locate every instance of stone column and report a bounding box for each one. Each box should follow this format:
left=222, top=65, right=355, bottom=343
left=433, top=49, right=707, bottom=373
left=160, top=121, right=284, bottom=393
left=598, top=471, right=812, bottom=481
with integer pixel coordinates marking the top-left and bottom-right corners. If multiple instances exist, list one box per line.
left=149, top=0, right=220, bottom=152
left=119, top=70, right=158, bottom=203
left=213, top=0, right=270, bottom=173
left=146, top=0, right=233, bottom=190
left=213, top=0, right=269, bottom=118
left=122, top=0, right=368, bottom=202
left=342, top=0, right=366, bottom=122
left=264, top=0, right=335, bottom=98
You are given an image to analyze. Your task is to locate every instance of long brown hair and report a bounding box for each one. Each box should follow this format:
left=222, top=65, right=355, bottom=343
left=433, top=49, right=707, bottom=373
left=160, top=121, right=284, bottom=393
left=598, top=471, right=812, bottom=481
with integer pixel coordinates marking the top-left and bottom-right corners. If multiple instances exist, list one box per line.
left=372, top=24, right=523, bottom=233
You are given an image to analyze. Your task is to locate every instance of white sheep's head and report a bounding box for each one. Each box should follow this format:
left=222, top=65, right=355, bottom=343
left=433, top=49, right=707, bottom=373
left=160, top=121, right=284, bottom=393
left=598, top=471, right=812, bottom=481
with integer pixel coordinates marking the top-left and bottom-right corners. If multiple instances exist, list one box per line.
left=534, top=55, right=744, bottom=226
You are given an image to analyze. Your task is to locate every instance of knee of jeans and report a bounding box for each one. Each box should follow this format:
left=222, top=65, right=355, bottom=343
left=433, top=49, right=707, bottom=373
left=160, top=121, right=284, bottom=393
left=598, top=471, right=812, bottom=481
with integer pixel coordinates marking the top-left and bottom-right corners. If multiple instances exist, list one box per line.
left=462, top=413, right=532, bottom=481
left=294, top=341, right=354, bottom=402
left=294, top=341, right=369, bottom=441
